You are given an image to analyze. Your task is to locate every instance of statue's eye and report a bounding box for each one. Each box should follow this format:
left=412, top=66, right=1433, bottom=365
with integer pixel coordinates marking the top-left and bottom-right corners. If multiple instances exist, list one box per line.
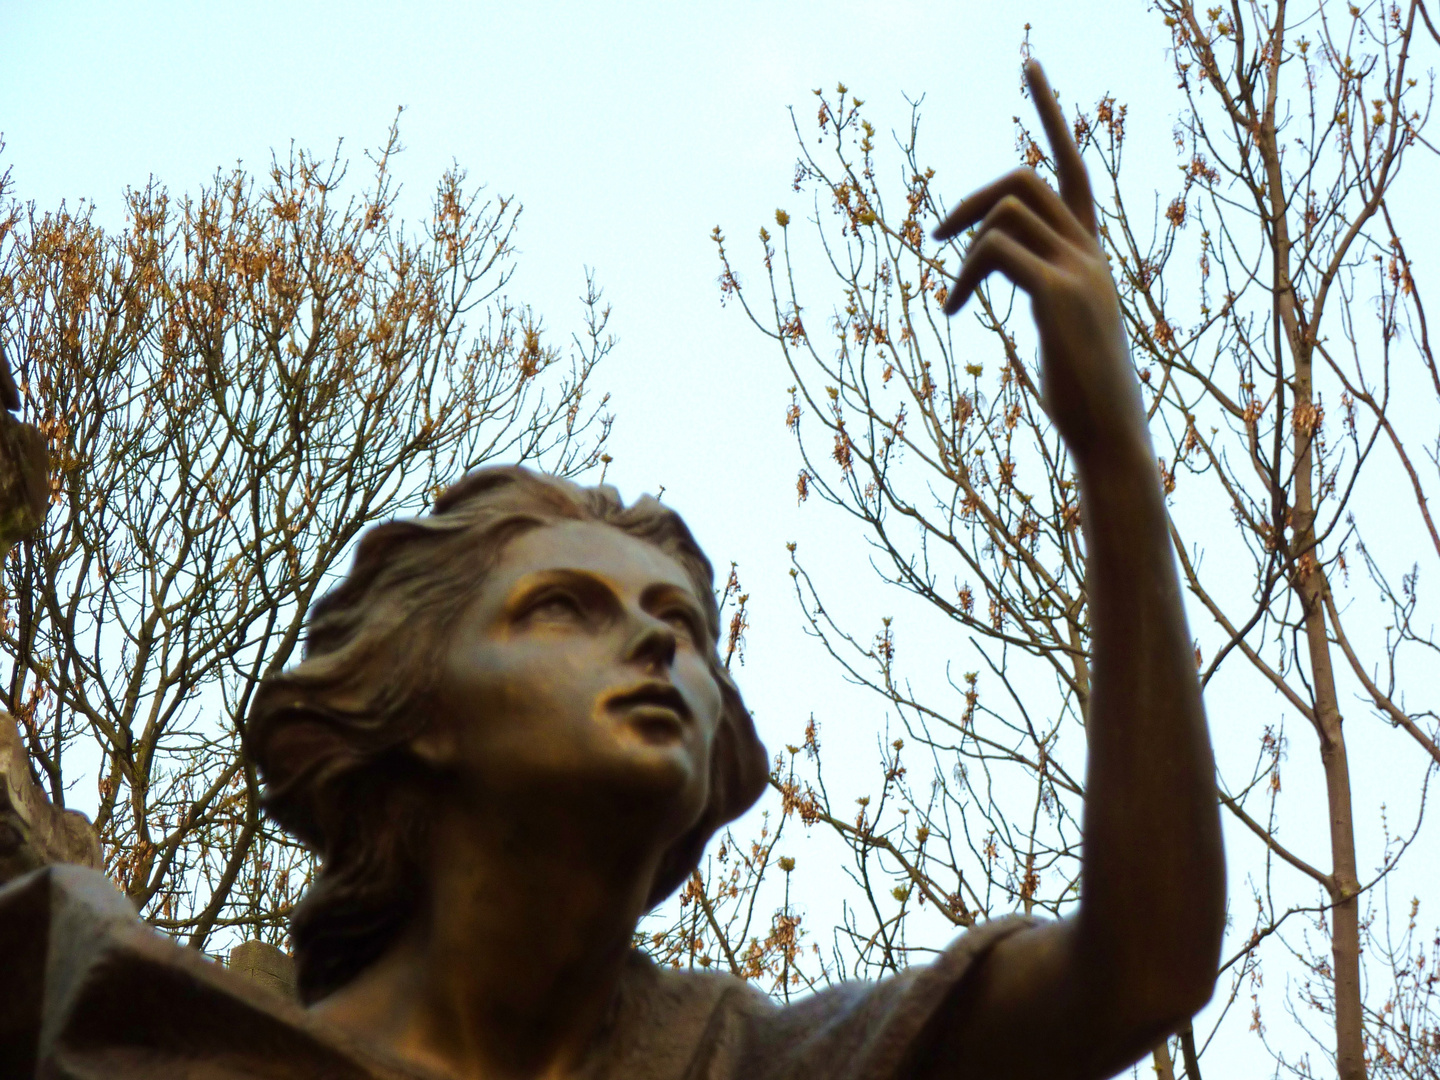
left=526, top=591, right=585, bottom=622
left=660, top=608, right=701, bottom=643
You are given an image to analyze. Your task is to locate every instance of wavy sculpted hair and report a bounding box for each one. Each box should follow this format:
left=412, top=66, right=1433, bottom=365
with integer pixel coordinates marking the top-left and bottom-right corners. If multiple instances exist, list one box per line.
left=246, top=466, right=768, bottom=1004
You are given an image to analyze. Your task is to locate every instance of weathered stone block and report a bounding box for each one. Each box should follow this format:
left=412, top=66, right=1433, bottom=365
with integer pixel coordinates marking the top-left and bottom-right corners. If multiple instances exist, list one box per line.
left=229, top=938, right=298, bottom=998
left=0, top=710, right=102, bottom=885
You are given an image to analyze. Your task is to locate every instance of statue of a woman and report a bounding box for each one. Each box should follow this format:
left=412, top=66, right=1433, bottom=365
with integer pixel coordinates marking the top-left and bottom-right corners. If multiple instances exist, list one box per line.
left=1, top=63, right=1224, bottom=1080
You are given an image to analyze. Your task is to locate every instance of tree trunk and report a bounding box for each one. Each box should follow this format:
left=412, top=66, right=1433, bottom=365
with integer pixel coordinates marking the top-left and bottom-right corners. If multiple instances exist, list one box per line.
left=1290, top=315, right=1365, bottom=1080
left=1300, top=577, right=1366, bottom=1080
left=1258, top=13, right=1367, bottom=1066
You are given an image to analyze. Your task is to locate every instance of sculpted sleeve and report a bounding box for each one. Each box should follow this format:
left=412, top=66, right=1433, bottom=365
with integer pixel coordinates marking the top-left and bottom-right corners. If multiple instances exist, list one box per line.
left=0, top=865, right=417, bottom=1080
left=746, top=916, right=1037, bottom=1080
left=593, top=915, right=1037, bottom=1080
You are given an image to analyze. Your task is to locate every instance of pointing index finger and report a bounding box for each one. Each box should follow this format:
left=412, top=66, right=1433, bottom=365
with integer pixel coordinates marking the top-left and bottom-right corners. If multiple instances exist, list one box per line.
left=1024, top=60, right=1097, bottom=238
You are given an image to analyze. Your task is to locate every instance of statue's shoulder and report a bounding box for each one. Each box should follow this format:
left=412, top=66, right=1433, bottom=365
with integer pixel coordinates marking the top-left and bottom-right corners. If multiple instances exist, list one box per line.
left=617, top=949, right=776, bottom=1022
left=0, top=865, right=426, bottom=1079
left=580, top=951, right=771, bottom=1080
left=598, top=918, right=1039, bottom=1080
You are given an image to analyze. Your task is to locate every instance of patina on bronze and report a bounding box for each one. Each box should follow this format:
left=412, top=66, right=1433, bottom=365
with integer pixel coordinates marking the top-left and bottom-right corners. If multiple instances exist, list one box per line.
left=0, top=62, right=1225, bottom=1080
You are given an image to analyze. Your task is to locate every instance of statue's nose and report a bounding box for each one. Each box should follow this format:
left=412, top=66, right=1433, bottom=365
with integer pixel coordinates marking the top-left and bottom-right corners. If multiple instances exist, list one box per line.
left=622, top=613, right=677, bottom=671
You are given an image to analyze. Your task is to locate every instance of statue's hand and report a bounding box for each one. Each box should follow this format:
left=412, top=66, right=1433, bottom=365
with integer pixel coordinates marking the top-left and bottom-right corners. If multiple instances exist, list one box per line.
left=0, top=343, right=49, bottom=561
left=934, top=61, right=1147, bottom=472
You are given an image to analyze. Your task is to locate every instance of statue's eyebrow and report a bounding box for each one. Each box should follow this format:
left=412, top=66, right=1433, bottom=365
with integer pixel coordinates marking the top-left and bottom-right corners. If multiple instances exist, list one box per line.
left=502, top=568, right=622, bottom=616
left=499, top=570, right=705, bottom=633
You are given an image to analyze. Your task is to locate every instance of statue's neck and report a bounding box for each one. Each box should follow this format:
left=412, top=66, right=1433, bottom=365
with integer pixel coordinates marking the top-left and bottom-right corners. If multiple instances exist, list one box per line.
left=311, top=799, right=658, bottom=1080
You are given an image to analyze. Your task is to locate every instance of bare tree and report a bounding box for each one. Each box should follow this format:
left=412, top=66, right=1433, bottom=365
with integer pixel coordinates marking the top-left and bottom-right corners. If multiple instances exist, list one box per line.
left=671, top=3, right=1440, bottom=1077
left=0, top=120, right=613, bottom=951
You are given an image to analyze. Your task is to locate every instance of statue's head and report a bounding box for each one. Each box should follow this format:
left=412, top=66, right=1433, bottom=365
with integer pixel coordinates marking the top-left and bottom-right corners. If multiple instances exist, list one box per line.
left=247, top=466, right=768, bottom=1003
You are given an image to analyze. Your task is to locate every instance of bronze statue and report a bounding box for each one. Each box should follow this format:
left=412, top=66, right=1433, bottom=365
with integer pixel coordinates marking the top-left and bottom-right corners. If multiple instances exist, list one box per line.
left=0, top=62, right=1224, bottom=1080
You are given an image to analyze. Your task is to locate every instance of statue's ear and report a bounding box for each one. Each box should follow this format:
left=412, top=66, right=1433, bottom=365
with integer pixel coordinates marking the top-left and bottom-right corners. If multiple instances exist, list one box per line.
left=406, top=722, right=457, bottom=769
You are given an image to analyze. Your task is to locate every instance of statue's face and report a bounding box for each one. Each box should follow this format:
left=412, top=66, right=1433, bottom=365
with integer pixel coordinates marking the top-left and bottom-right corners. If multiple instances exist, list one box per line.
left=426, top=520, right=722, bottom=844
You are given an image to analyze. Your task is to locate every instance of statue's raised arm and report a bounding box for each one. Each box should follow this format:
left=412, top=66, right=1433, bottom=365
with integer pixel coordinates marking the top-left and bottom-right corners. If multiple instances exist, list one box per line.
left=916, top=60, right=1226, bottom=1080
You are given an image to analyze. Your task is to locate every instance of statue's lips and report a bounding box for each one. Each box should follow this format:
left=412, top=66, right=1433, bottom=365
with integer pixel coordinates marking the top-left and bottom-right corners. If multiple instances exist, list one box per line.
left=605, top=682, right=690, bottom=743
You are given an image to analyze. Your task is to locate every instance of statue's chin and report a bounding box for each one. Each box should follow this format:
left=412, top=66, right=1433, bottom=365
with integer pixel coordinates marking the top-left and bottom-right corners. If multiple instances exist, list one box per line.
left=456, top=728, right=710, bottom=845
left=586, top=738, right=710, bottom=834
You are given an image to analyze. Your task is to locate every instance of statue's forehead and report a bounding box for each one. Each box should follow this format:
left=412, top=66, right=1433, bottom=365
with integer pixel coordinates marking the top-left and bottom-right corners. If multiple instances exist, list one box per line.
left=488, top=520, right=696, bottom=597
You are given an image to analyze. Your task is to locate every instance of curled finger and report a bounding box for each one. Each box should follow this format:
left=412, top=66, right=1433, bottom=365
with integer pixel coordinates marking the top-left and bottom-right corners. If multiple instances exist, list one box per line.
left=933, top=168, right=1090, bottom=247
left=978, top=194, right=1074, bottom=260
left=944, top=228, right=1049, bottom=316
